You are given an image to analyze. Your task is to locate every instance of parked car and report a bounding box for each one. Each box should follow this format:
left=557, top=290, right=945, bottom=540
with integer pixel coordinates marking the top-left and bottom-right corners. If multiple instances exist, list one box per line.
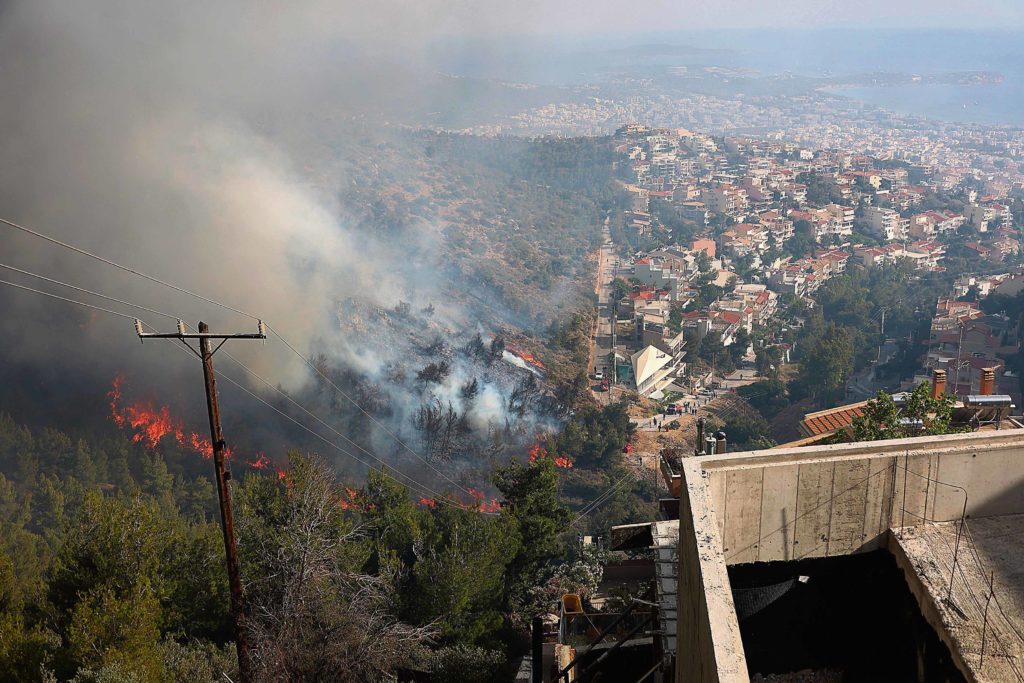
left=594, top=370, right=604, bottom=381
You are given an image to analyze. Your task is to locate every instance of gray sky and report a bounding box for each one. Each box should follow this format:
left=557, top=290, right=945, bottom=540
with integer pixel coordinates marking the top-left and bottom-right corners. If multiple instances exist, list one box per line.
left=361, top=0, right=1024, bottom=37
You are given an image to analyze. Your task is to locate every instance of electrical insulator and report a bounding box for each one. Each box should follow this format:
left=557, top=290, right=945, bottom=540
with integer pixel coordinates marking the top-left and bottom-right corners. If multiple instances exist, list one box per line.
left=177, top=320, right=186, bottom=335
left=258, top=319, right=267, bottom=338
left=134, top=319, right=144, bottom=337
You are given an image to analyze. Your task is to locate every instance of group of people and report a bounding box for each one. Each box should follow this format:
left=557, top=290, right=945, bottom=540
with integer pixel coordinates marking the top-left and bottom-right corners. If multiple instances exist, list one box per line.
left=640, top=390, right=724, bottom=431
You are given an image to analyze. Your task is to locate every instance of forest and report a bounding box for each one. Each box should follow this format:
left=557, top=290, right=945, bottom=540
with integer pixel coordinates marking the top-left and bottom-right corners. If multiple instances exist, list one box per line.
left=0, top=385, right=639, bottom=682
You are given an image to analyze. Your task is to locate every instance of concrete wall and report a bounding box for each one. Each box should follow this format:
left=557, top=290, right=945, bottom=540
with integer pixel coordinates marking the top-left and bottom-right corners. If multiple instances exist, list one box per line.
left=676, top=430, right=1024, bottom=681
left=676, top=459, right=749, bottom=683
left=702, top=430, right=1024, bottom=565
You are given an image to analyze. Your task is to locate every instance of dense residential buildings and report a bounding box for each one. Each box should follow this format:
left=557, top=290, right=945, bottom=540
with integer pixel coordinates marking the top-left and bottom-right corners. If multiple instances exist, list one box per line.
left=606, top=122, right=1023, bottom=398
left=862, top=206, right=908, bottom=241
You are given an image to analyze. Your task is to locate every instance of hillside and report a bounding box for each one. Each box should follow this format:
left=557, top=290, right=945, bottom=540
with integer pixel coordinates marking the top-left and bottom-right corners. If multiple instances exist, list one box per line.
left=334, top=130, right=622, bottom=328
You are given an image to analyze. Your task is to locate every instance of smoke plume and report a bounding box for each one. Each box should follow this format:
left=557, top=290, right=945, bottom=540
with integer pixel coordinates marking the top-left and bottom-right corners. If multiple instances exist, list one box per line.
left=0, top=1, right=561, bottom=482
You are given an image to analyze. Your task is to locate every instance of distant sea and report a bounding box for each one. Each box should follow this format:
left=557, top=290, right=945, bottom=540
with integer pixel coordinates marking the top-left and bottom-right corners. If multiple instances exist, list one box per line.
left=830, top=83, right=1021, bottom=127
left=771, top=28, right=1024, bottom=127
left=430, top=28, right=1024, bottom=128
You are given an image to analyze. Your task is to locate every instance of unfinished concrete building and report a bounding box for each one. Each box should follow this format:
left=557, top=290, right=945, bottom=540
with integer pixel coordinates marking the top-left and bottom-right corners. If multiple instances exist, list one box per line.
left=667, top=429, right=1024, bottom=682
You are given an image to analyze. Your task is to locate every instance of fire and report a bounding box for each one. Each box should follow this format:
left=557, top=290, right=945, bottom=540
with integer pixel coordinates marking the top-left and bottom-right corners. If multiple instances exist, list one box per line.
left=110, top=378, right=506, bottom=510
left=108, top=375, right=267, bottom=469
left=109, top=375, right=187, bottom=449
left=338, top=487, right=359, bottom=510
left=337, top=486, right=375, bottom=512
left=188, top=432, right=217, bottom=458
left=527, top=440, right=572, bottom=469
left=418, top=494, right=499, bottom=512
left=477, top=498, right=501, bottom=513
left=466, top=488, right=501, bottom=513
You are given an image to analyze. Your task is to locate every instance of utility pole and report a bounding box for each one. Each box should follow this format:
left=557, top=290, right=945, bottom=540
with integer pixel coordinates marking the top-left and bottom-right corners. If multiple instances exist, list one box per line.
left=135, top=318, right=266, bottom=682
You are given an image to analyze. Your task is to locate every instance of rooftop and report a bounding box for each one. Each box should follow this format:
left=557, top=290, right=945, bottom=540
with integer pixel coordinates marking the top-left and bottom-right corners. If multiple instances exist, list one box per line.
left=891, top=515, right=1024, bottom=682
left=798, top=401, right=868, bottom=438
left=671, top=429, right=1024, bottom=682
left=631, top=345, right=673, bottom=388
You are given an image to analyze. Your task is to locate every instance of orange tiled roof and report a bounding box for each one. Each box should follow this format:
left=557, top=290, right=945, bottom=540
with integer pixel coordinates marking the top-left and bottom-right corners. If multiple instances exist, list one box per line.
left=799, top=402, right=868, bottom=437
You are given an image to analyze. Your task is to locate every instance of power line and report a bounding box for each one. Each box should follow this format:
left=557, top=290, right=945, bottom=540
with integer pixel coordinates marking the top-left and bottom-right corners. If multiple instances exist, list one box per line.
left=207, top=356, right=489, bottom=513
left=158, top=333, right=487, bottom=516
left=0, top=277, right=162, bottom=326
left=265, top=323, right=477, bottom=497
left=217, top=348, right=466, bottom=506
left=0, top=265, right=484, bottom=511
left=160, top=330, right=484, bottom=510
left=0, top=216, right=259, bottom=320
left=0, top=262, right=181, bottom=321
left=574, top=472, right=633, bottom=519
left=161, top=335, right=487, bottom=513
left=1, top=216, right=476, bottom=498
left=571, top=470, right=638, bottom=527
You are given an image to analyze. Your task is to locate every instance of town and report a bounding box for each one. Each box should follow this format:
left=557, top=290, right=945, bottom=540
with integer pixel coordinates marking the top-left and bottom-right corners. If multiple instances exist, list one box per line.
left=595, top=123, right=1024, bottom=437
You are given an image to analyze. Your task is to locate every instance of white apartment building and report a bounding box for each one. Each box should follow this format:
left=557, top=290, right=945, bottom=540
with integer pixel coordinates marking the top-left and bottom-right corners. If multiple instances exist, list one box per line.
left=825, top=204, right=855, bottom=236
left=863, top=206, right=908, bottom=241
left=703, top=185, right=749, bottom=218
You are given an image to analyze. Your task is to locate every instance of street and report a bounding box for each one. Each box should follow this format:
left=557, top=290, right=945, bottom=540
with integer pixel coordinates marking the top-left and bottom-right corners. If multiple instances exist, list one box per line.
left=589, top=217, right=622, bottom=400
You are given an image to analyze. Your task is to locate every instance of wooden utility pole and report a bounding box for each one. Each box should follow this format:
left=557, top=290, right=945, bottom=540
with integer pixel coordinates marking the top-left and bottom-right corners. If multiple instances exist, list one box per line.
left=199, top=322, right=251, bottom=682
left=135, top=318, right=266, bottom=682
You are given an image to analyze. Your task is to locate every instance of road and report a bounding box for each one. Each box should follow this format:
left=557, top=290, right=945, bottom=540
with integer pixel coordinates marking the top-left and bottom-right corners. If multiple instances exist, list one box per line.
left=589, top=217, right=622, bottom=400
left=630, top=369, right=761, bottom=433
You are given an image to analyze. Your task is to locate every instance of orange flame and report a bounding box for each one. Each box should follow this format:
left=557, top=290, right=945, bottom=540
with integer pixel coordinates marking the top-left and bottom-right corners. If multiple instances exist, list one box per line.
left=466, top=488, right=501, bottom=513
left=416, top=492, right=503, bottom=514
left=527, top=440, right=572, bottom=468
left=337, top=486, right=375, bottom=512
left=108, top=375, right=267, bottom=467
left=108, top=375, right=186, bottom=449
left=188, top=432, right=217, bottom=458
left=478, top=498, right=501, bottom=513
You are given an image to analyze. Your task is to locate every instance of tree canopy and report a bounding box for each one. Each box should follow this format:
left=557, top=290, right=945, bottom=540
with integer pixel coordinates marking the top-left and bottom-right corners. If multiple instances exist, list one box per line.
left=850, top=383, right=965, bottom=442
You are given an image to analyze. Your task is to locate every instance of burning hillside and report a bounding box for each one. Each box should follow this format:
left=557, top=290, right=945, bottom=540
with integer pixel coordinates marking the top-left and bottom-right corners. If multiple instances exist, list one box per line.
left=108, top=374, right=270, bottom=471
left=110, top=370, right=514, bottom=513
left=321, top=297, right=571, bottom=464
